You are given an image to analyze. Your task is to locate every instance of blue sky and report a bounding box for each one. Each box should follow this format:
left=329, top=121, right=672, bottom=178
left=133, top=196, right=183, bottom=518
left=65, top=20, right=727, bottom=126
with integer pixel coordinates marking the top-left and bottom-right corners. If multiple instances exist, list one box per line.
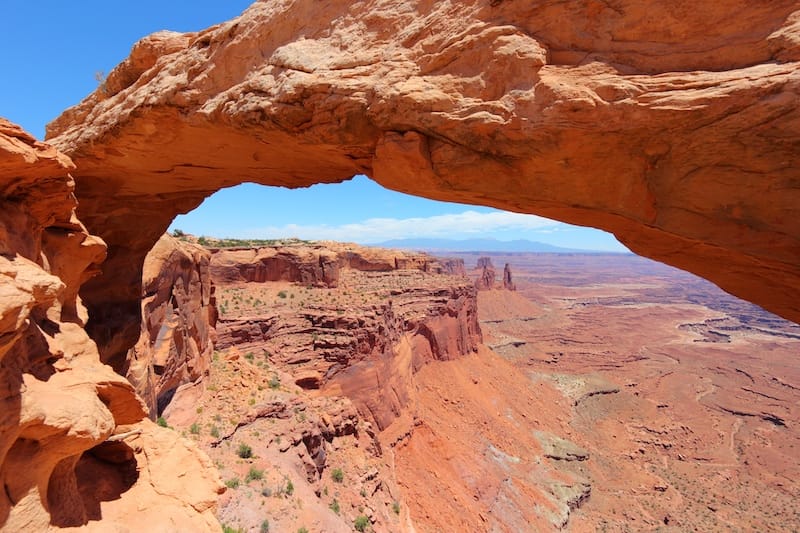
left=1, top=1, right=627, bottom=252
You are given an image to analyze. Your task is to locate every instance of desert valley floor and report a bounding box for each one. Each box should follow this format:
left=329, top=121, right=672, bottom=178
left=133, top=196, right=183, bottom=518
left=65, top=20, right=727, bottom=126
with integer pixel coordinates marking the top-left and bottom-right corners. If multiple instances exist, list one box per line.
left=159, top=245, right=799, bottom=533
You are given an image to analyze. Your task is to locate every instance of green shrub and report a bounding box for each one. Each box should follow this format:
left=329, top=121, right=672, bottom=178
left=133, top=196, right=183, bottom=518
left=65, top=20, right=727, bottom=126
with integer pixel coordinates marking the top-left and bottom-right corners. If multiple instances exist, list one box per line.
left=156, top=416, right=168, bottom=428
left=392, top=501, right=401, bottom=514
left=277, top=290, right=287, bottom=299
left=268, top=375, right=281, bottom=389
left=331, top=468, right=344, bottom=483
left=225, top=478, right=240, bottom=489
left=329, top=499, right=340, bottom=515
left=190, top=422, right=200, bottom=435
left=260, top=520, right=270, bottom=533
left=222, top=525, right=244, bottom=533
left=297, top=528, right=308, bottom=533
left=285, top=478, right=294, bottom=496
left=354, top=515, right=370, bottom=532
left=246, top=467, right=264, bottom=483
left=237, top=443, right=253, bottom=459
left=210, top=425, right=220, bottom=438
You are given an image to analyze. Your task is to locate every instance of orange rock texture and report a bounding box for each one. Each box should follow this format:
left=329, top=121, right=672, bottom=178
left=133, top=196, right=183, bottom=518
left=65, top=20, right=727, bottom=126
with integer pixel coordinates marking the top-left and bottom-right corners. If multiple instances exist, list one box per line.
left=127, top=234, right=216, bottom=415
left=44, top=1, right=799, bottom=375
left=0, top=120, right=222, bottom=531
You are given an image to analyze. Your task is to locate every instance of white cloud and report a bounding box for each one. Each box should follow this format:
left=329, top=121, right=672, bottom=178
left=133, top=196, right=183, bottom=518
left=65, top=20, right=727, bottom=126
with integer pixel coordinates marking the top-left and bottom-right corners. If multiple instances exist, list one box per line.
left=242, top=210, right=562, bottom=242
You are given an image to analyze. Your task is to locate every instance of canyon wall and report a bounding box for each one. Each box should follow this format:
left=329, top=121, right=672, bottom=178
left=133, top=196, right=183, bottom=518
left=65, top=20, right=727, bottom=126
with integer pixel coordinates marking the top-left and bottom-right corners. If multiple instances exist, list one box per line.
left=211, top=244, right=480, bottom=431
left=0, top=120, right=222, bottom=531
left=209, top=243, right=466, bottom=286
left=126, top=234, right=216, bottom=415
left=44, top=0, right=800, bottom=370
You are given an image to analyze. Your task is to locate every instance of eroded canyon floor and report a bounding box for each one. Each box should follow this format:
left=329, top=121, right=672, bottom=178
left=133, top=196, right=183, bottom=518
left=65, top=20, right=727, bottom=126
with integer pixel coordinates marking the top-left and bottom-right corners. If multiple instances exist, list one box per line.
left=468, top=252, right=800, bottom=532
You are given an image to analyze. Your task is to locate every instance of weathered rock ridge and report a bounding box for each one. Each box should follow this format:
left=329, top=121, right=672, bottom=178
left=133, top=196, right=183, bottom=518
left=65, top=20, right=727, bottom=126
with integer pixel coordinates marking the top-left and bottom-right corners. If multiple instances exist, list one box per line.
left=210, top=242, right=466, bottom=287
left=0, top=120, right=222, bottom=531
left=43, top=0, right=800, bottom=367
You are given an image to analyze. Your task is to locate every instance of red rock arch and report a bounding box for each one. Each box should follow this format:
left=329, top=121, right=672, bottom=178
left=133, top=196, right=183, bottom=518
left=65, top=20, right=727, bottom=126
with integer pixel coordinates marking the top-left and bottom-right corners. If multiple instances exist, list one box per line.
left=46, top=0, right=800, bottom=364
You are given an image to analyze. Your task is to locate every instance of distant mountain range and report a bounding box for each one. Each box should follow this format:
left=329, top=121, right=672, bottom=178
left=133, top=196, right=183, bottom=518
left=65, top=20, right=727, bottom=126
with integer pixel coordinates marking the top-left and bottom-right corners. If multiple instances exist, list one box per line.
left=371, top=238, right=630, bottom=254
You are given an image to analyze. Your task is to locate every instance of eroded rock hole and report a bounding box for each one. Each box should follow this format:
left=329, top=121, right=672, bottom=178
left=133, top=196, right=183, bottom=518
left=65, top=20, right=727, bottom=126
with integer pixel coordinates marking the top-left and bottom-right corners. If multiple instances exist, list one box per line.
left=48, top=440, right=138, bottom=526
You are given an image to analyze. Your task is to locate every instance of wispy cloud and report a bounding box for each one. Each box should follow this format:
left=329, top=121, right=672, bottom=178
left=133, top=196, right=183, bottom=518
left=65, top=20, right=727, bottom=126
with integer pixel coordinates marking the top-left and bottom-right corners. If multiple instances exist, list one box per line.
left=242, top=210, right=562, bottom=242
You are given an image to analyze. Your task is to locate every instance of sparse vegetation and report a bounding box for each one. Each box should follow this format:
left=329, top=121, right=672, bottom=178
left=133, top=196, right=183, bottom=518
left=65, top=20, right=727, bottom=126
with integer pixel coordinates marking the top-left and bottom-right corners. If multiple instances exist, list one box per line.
left=245, top=467, right=264, bottom=483
left=329, top=499, right=340, bottom=514
left=285, top=478, right=294, bottom=496
left=297, top=528, right=309, bottom=533
left=190, top=422, right=200, bottom=435
left=156, top=416, right=168, bottom=428
left=237, top=443, right=253, bottom=459
left=354, top=515, right=370, bottom=532
left=392, top=501, right=401, bottom=515
left=222, top=525, right=245, bottom=533
left=225, top=478, right=240, bottom=489
left=210, top=425, right=220, bottom=438
left=277, top=290, right=288, bottom=299
left=268, top=375, right=281, bottom=389
left=260, top=520, right=270, bottom=533
left=331, top=467, right=344, bottom=483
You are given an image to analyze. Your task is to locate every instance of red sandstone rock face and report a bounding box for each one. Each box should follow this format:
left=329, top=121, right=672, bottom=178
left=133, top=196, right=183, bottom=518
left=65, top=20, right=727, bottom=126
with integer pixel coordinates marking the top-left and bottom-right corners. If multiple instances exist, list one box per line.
left=42, top=1, right=800, bottom=369
left=127, top=234, right=216, bottom=415
left=0, top=120, right=222, bottom=531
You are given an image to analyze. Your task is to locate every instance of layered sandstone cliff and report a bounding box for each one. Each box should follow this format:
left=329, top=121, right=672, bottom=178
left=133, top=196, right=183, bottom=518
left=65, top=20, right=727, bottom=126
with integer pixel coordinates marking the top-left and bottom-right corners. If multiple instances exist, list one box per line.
left=45, top=0, right=800, bottom=359
left=0, top=120, right=222, bottom=532
left=209, top=241, right=464, bottom=287
left=211, top=244, right=479, bottom=430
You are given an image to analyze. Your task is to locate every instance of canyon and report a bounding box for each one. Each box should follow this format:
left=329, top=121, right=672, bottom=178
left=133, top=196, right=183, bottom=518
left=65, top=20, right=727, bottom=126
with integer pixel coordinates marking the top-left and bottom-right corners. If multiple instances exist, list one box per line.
left=137, top=239, right=800, bottom=531
left=1, top=0, right=799, bottom=530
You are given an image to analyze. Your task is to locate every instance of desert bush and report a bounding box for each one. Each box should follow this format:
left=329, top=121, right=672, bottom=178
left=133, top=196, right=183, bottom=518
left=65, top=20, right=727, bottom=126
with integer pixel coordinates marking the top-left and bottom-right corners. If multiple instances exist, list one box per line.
left=354, top=515, right=370, bottom=532
left=331, top=468, right=344, bottom=483
left=156, top=416, right=168, bottom=428
left=246, top=467, right=264, bottom=483
left=225, top=478, right=240, bottom=489
left=329, top=499, right=340, bottom=514
left=237, top=443, right=253, bottom=459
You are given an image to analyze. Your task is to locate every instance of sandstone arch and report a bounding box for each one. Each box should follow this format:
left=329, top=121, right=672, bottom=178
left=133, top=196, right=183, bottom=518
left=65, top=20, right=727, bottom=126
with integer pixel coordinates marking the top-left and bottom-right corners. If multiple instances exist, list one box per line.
left=46, top=0, right=800, bottom=364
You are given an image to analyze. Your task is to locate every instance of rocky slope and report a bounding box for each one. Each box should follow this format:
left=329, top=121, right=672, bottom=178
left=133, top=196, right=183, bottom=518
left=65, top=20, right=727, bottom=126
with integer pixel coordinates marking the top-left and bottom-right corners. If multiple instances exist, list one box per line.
left=0, top=120, right=222, bottom=532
